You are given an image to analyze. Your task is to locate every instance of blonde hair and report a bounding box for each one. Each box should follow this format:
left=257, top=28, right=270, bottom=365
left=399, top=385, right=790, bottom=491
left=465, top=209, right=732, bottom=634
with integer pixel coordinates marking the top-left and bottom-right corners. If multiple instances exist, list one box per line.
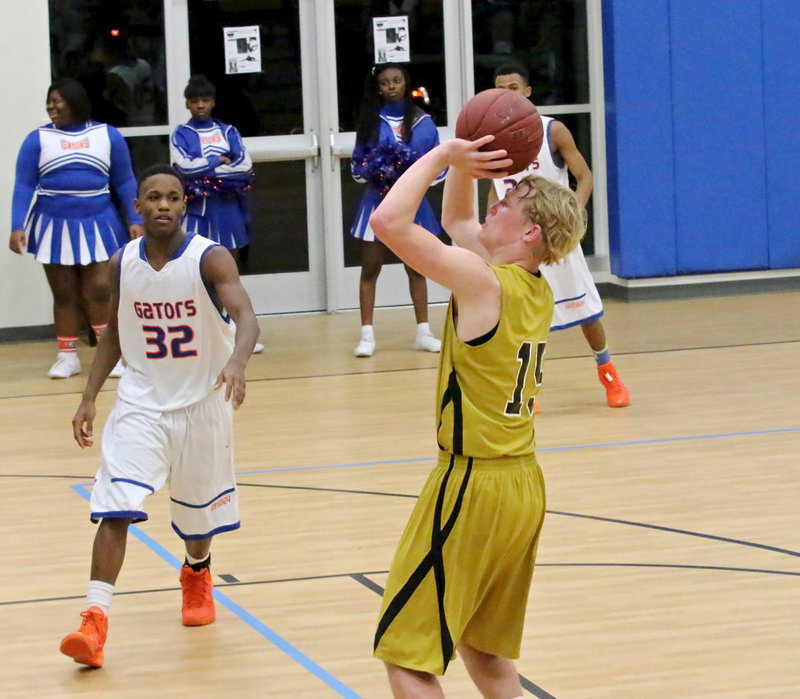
left=516, top=175, right=587, bottom=265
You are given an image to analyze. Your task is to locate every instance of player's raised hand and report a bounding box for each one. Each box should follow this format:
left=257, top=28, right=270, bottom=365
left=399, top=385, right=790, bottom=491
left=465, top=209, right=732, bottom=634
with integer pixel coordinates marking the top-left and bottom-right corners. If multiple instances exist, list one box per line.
left=214, top=360, right=247, bottom=409
left=443, top=137, right=512, bottom=178
left=72, top=400, right=97, bottom=448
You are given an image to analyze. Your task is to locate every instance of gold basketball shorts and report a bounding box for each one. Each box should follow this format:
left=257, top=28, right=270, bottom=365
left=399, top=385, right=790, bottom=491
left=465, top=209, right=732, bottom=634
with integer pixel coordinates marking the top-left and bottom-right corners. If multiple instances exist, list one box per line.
left=374, top=450, right=546, bottom=675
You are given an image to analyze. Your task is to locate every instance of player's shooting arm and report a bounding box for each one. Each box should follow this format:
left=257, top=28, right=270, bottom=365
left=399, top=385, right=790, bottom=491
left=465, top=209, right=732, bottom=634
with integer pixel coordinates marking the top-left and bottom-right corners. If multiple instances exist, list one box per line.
left=441, top=160, right=488, bottom=257
left=370, top=138, right=506, bottom=301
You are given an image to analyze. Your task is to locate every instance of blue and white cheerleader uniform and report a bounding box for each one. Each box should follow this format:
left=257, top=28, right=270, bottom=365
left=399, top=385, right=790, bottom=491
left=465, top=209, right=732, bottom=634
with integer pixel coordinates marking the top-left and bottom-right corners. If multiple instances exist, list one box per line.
left=11, top=121, right=140, bottom=265
left=349, top=103, right=445, bottom=243
left=170, top=118, right=253, bottom=250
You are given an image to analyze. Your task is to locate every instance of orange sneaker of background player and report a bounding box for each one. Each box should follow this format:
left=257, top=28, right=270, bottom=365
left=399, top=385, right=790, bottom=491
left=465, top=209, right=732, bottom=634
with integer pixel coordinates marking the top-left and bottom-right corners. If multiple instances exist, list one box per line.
left=60, top=606, right=108, bottom=667
left=180, top=564, right=216, bottom=626
left=597, top=361, right=630, bottom=408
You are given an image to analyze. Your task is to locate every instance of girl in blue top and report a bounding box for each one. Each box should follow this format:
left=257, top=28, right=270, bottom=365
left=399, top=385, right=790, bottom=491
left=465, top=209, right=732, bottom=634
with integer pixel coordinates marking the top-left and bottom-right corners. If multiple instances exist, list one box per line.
left=170, top=76, right=254, bottom=255
left=349, top=64, right=445, bottom=358
left=170, top=76, right=262, bottom=353
left=9, top=78, right=141, bottom=379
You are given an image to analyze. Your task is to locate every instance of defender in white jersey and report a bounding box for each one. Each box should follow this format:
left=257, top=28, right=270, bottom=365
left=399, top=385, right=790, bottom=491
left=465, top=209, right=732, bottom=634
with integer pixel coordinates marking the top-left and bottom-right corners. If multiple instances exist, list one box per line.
left=488, top=62, right=630, bottom=409
left=60, top=165, right=260, bottom=669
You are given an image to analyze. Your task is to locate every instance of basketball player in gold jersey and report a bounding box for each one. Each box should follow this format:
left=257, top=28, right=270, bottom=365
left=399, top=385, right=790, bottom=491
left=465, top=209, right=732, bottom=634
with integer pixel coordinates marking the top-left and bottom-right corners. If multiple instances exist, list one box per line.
left=370, top=135, right=586, bottom=698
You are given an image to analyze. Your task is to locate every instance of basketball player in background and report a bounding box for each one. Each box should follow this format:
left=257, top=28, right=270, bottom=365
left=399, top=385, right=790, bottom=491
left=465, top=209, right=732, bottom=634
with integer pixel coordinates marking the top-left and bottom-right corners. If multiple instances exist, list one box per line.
left=370, top=136, right=585, bottom=697
left=60, top=165, right=260, bottom=668
left=489, top=61, right=630, bottom=408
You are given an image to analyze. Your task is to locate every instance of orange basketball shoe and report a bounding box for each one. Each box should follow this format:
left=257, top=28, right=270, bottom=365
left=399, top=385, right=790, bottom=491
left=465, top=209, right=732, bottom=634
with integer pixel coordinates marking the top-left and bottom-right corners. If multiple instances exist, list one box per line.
left=60, top=606, right=108, bottom=667
left=180, top=564, right=216, bottom=626
left=597, top=361, right=630, bottom=408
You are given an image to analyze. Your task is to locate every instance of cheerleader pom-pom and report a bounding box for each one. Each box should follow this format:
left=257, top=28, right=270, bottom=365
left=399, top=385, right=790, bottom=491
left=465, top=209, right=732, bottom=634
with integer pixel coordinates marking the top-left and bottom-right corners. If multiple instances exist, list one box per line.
left=362, top=141, right=420, bottom=196
left=185, top=173, right=254, bottom=200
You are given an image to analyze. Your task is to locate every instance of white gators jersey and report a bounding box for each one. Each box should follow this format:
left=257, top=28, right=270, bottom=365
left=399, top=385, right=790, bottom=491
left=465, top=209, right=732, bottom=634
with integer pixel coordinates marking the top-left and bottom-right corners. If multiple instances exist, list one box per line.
left=116, top=234, right=235, bottom=411
left=492, top=116, right=567, bottom=198
left=491, top=116, right=604, bottom=330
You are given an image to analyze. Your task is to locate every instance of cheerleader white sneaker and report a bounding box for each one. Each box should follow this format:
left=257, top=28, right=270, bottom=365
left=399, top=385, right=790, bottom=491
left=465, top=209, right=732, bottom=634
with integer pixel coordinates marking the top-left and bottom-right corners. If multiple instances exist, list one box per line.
left=252, top=342, right=264, bottom=354
left=48, top=352, right=81, bottom=379
left=414, top=331, right=441, bottom=353
left=354, top=337, right=376, bottom=357
left=108, top=359, right=125, bottom=378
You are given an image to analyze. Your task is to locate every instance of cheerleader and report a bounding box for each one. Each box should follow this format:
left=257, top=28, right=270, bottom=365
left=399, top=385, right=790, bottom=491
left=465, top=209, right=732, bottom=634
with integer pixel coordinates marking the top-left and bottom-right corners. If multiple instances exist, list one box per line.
left=349, top=64, right=444, bottom=358
left=170, top=75, right=254, bottom=255
left=170, top=76, right=262, bottom=353
left=9, top=78, right=141, bottom=379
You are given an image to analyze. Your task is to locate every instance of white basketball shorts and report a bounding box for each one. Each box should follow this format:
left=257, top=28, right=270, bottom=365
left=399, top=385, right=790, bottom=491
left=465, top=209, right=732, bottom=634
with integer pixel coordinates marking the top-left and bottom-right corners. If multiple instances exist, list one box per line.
left=89, top=388, right=240, bottom=540
left=541, top=245, right=604, bottom=331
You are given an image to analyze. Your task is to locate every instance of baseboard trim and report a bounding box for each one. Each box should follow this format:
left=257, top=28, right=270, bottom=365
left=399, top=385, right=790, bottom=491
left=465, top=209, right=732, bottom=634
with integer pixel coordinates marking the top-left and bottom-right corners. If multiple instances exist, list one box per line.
left=2, top=269, right=798, bottom=340
left=0, top=325, right=54, bottom=344
left=595, top=268, right=800, bottom=301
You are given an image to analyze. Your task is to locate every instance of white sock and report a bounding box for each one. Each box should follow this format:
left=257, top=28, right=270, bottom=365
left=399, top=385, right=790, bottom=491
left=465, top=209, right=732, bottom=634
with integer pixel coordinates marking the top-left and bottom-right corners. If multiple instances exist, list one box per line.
left=185, top=551, right=210, bottom=566
left=86, top=580, right=114, bottom=615
left=416, top=322, right=432, bottom=337
left=360, top=324, right=374, bottom=341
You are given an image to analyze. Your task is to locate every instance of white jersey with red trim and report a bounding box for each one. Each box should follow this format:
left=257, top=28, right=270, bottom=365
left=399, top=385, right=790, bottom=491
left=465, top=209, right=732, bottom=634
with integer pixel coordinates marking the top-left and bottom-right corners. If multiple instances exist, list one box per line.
left=491, top=116, right=603, bottom=331
left=492, top=116, right=566, bottom=199
left=116, top=233, right=235, bottom=410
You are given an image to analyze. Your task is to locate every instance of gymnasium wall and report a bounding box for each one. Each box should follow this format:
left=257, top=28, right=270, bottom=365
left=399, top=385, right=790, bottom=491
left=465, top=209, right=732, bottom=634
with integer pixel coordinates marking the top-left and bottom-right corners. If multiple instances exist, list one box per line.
left=0, top=4, right=53, bottom=336
left=602, top=0, right=800, bottom=278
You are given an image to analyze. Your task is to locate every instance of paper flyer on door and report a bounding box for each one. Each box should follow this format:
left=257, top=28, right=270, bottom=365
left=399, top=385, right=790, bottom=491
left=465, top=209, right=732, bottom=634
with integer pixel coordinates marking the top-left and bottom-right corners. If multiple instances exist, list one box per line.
left=224, top=25, right=261, bottom=74
left=373, top=16, right=410, bottom=64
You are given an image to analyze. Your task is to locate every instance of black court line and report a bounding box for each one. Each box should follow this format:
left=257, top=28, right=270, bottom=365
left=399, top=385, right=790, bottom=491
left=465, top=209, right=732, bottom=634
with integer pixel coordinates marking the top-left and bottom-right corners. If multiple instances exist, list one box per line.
left=548, top=510, right=800, bottom=559
left=0, top=570, right=393, bottom=607
left=5, top=562, right=798, bottom=610
left=350, top=573, right=384, bottom=596
left=3, top=336, right=798, bottom=402
left=520, top=676, right=557, bottom=699
left=352, top=572, right=554, bottom=698
left=13, top=562, right=552, bottom=697
left=12, top=477, right=795, bottom=579
left=239, top=482, right=800, bottom=561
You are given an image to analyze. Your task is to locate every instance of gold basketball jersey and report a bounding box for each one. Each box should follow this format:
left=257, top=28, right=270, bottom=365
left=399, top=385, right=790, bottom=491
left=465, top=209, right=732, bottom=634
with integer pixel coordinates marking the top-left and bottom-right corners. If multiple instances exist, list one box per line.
left=435, top=264, right=553, bottom=458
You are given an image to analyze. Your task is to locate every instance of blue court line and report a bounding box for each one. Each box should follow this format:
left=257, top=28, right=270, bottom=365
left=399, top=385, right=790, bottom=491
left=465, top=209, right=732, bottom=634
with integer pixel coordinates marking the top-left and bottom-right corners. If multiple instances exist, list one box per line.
left=237, top=456, right=432, bottom=476
left=70, top=484, right=360, bottom=698
left=537, top=426, right=800, bottom=452
left=236, top=426, right=800, bottom=475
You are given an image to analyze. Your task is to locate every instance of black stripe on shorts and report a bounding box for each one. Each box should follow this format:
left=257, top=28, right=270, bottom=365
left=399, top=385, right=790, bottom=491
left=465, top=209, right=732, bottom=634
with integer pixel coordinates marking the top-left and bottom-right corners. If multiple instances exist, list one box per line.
left=374, top=454, right=474, bottom=673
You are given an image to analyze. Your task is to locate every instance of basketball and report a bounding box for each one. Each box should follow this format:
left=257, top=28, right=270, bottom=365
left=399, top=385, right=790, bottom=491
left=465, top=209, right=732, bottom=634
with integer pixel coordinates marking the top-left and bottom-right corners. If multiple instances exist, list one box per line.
left=455, top=88, right=543, bottom=175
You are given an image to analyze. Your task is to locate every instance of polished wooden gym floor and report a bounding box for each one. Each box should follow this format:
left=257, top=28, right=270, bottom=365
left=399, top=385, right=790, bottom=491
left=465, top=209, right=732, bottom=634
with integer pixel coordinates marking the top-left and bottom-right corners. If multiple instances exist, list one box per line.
left=1, top=292, right=799, bottom=698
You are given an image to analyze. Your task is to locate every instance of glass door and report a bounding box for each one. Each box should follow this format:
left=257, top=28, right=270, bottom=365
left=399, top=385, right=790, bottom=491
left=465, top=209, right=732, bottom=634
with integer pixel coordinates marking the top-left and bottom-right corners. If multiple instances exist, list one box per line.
left=327, top=0, right=456, bottom=311
left=48, top=0, right=604, bottom=315
left=180, top=0, right=459, bottom=314
left=184, top=0, right=326, bottom=315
